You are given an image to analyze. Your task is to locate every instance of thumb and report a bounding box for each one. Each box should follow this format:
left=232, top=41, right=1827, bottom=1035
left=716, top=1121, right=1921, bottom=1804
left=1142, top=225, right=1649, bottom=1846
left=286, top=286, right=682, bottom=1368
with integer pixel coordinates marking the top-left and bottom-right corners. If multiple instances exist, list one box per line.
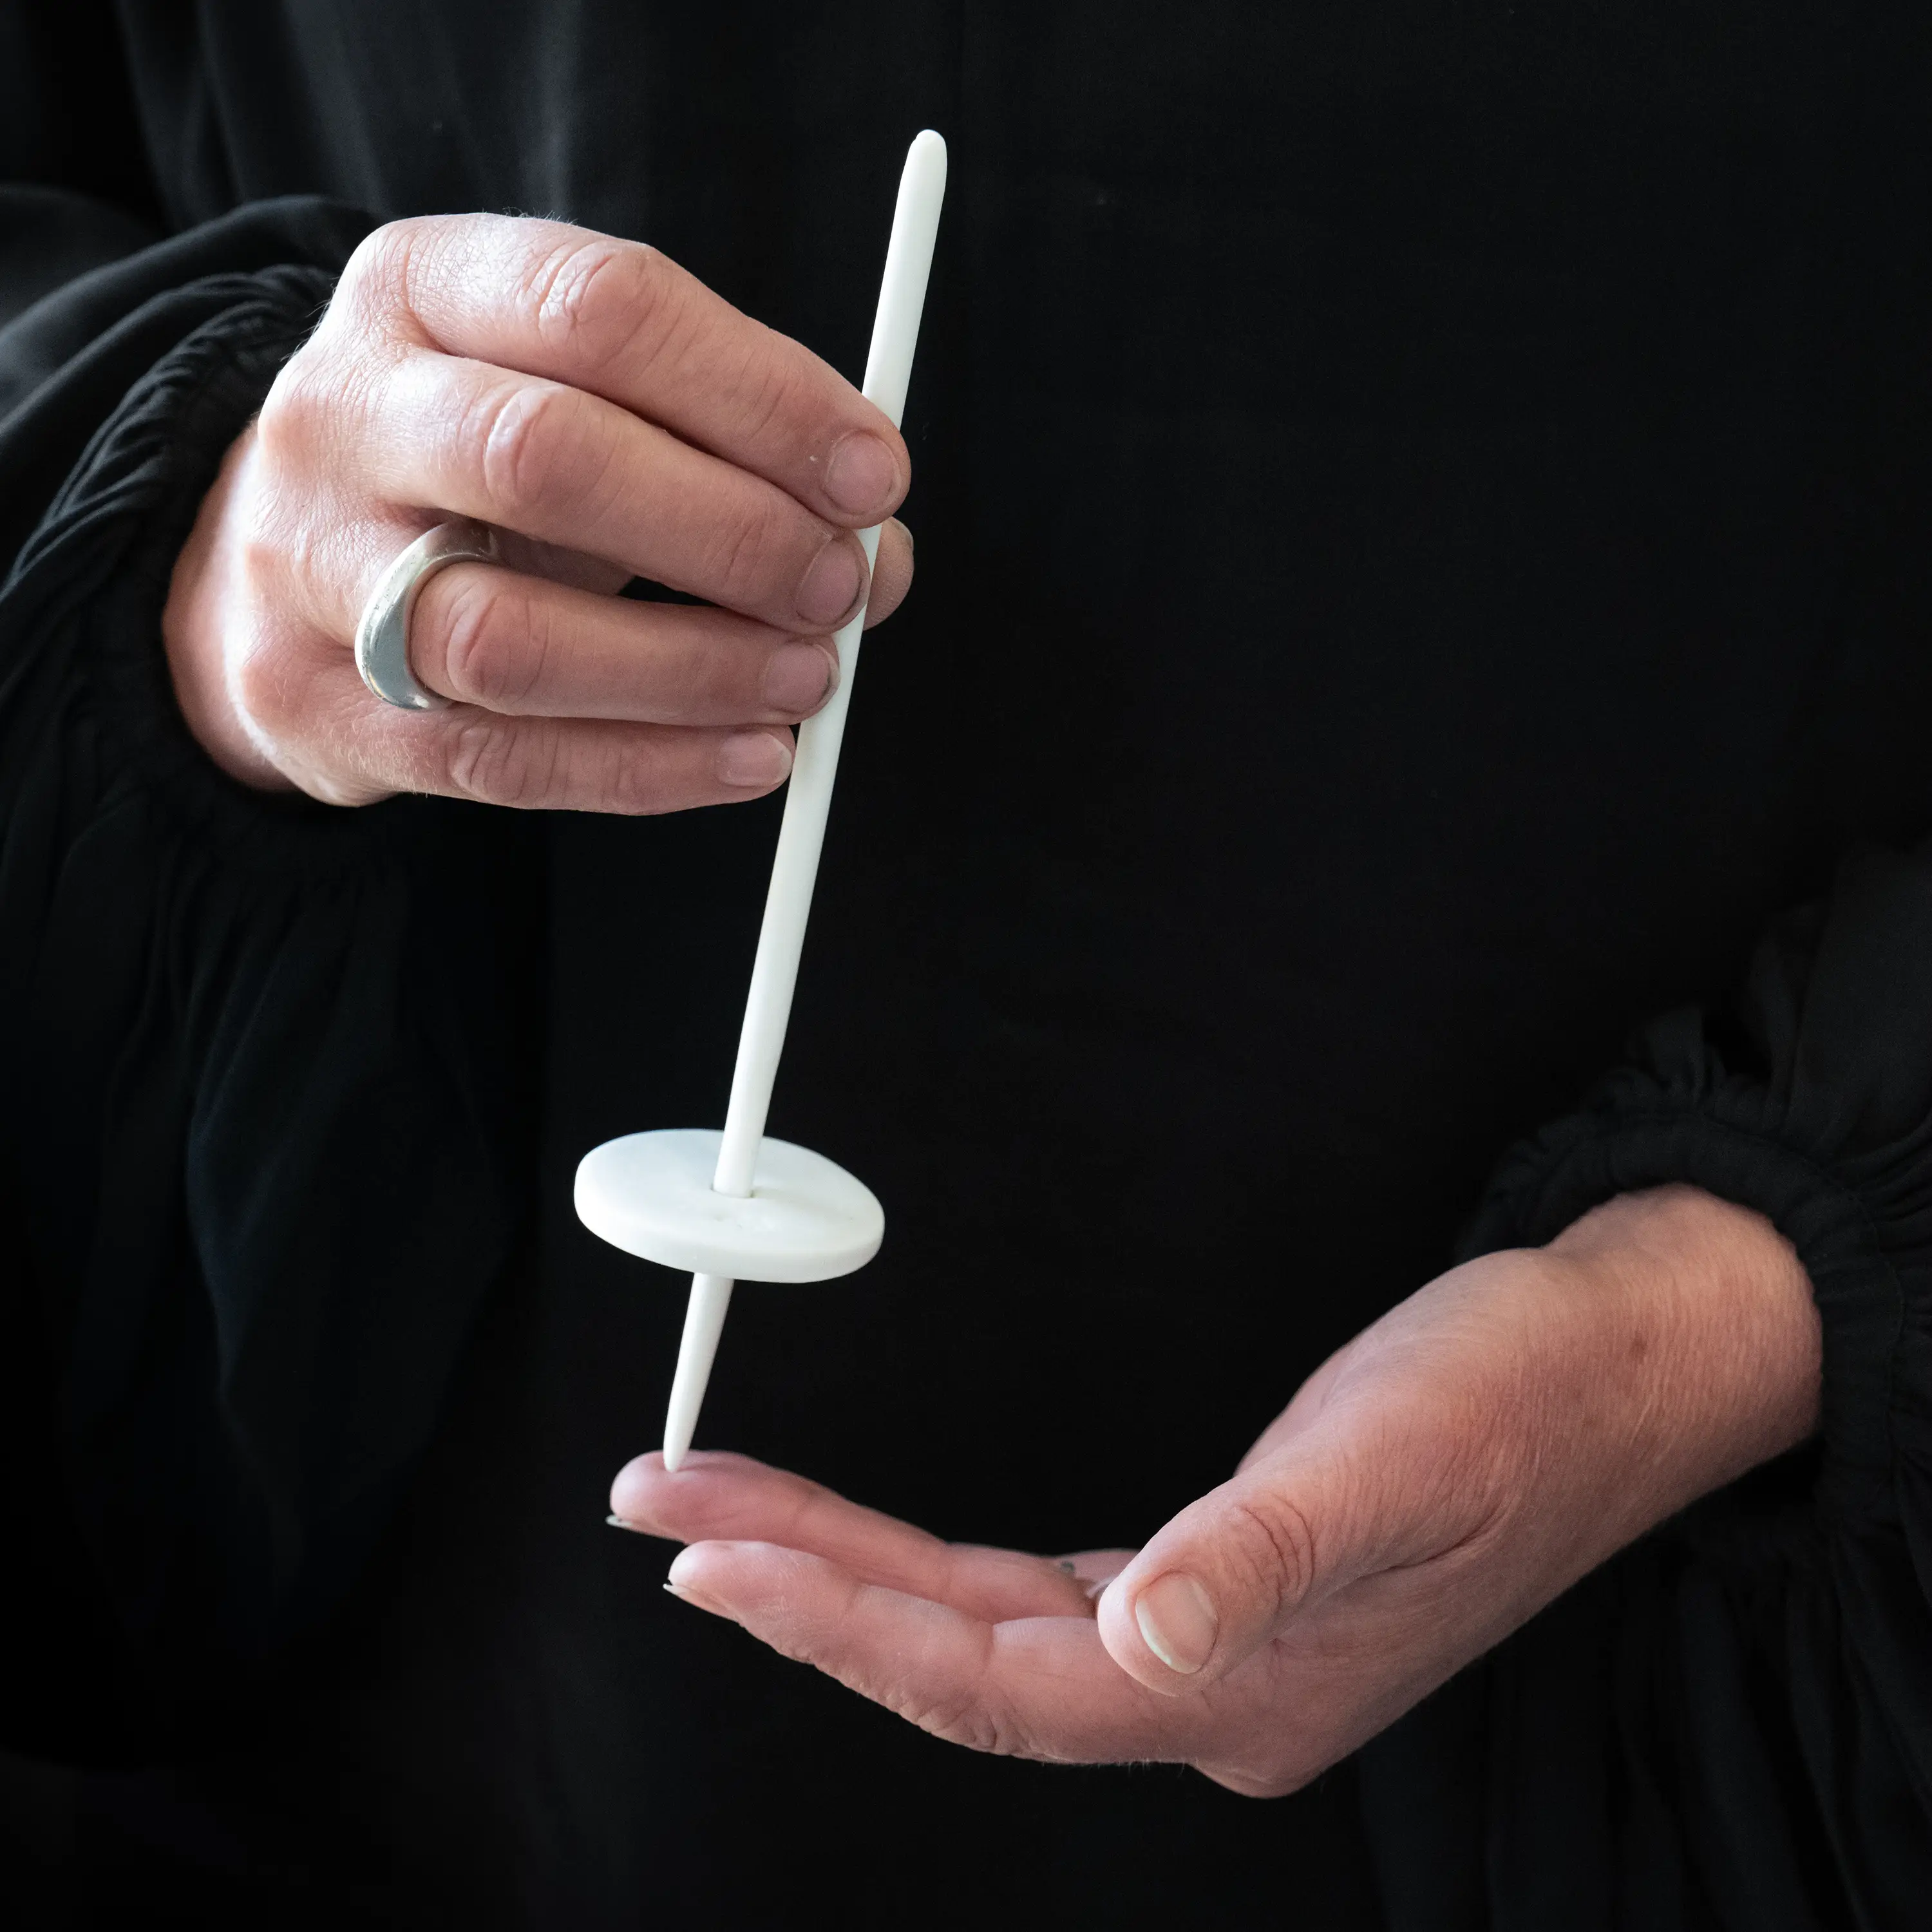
left=1094, top=1425, right=1446, bottom=1694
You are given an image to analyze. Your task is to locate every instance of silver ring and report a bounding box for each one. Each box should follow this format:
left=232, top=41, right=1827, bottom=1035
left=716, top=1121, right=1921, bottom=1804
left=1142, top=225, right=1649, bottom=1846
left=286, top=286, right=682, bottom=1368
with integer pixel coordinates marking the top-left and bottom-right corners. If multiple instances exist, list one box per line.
left=354, top=518, right=500, bottom=710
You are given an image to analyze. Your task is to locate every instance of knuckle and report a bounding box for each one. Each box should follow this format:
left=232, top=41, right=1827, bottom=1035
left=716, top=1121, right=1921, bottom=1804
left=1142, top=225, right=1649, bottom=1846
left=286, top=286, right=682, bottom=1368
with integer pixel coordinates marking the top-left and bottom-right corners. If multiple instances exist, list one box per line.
left=868, top=1625, right=1041, bottom=1761
left=230, top=626, right=333, bottom=761
left=256, top=355, right=330, bottom=457
left=726, top=339, right=810, bottom=448
left=893, top=1685, right=1029, bottom=1759
left=605, top=750, right=674, bottom=817
left=705, top=498, right=793, bottom=604
left=682, top=646, right=744, bottom=719
left=435, top=572, right=545, bottom=708
left=233, top=505, right=289, bottom=600
left=235, top=493, right=325, bottom=618
left=446, top=715, right=562, bottom=808
left=513, top=231, right=697, bottom=387
left=257, top=343, right=388, bottom=474
left=1222, top=1491, right=1318, bottom=1621
left=229, top=636, right=285, bottom=734
left=339, top=218, right=429, bottom=317
left=897, top=1687, right=994, bottom=1752
left=523, top=235, right=675, bottom=374
left=471, top=379, right=596, bottom=519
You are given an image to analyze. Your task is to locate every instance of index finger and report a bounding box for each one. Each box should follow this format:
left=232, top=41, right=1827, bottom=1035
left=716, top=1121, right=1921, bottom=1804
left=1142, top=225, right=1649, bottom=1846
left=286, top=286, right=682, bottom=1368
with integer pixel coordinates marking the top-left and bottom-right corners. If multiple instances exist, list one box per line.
left=339, top=215, right=909, bottom=527
left=611, top=1450, right=1094, bottom=1623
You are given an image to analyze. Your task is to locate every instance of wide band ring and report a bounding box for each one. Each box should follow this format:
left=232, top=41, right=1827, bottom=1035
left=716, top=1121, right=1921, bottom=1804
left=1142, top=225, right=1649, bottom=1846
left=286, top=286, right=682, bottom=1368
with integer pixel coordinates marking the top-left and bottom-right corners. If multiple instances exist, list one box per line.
left=354, top=518, right=501, bottom=710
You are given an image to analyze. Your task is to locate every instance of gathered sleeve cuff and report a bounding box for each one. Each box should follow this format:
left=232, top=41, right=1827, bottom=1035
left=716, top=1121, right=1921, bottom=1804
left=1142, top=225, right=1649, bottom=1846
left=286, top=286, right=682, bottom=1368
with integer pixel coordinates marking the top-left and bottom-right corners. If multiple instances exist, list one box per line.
left=1461, top=844, right=1932, bottom=1538
left=0, top=203, right=545, bottom=1751
left=1385, top=844, right=1932, bottom=1924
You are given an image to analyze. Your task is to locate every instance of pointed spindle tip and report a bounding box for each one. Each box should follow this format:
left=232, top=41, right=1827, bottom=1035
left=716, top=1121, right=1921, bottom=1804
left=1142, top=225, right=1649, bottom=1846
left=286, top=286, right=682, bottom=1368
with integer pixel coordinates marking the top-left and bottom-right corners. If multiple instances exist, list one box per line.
left=663, top=1273, right=735, bottom=1472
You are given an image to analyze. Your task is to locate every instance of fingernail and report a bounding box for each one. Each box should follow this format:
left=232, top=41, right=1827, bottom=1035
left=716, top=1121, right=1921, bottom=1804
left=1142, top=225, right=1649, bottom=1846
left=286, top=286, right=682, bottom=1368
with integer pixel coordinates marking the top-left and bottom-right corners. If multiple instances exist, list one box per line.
left=665, top=1555, right=731, bottom=1616
left=795, top=538, right=865, bottom=627
left=1134, top=1573, right=1218, bottom=1674
left=717, top=731, right=792, bottom=788
left=823, top=431, right=900, bottom=516
left=763, top=641, right=837, bottom=715
left=663, top=1580, right=726, bottom=1616
left=607, top=1513, right=643, bottom=1531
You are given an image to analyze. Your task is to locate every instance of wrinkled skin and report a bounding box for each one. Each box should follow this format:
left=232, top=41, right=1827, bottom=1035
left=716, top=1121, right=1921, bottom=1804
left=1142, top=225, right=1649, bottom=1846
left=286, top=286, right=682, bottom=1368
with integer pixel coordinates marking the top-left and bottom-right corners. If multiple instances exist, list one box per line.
left=613, top=1186, right=1820, bottom=1796
left=164, top=212, right=915, bottom=811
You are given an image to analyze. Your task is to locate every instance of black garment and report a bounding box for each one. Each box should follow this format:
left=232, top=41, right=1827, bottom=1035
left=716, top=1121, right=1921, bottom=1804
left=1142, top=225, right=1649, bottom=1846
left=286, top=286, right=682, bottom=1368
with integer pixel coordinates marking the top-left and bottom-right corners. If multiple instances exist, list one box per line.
left=3, top=5, right=1931, bottom=1927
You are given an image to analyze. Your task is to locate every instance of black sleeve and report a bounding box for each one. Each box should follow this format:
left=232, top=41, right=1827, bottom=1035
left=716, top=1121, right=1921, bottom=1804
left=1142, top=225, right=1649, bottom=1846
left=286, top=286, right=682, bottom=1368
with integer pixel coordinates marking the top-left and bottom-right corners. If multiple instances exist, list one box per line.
left=0, top=189, right=547, bottom=1759
left=0, top=3, right=166, bottom=332
left=1359, top=842, right=1932, bottom=1931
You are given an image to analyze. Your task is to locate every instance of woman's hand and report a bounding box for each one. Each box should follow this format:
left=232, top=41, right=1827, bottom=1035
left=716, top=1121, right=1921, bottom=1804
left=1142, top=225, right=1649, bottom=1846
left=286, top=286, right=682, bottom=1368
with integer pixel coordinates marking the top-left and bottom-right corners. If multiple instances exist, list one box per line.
left=609, top=1186, right=1821, bottom=1795
left=163, top=214, right=915, bottom=810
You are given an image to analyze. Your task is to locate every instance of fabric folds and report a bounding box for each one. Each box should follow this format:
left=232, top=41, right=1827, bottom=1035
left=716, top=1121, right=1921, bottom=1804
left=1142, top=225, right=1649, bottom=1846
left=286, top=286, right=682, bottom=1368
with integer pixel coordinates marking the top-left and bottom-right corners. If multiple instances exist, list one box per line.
left=1364, top=842, right=1932, bottom=1931
left=0, top=209, right=543, bottom=1757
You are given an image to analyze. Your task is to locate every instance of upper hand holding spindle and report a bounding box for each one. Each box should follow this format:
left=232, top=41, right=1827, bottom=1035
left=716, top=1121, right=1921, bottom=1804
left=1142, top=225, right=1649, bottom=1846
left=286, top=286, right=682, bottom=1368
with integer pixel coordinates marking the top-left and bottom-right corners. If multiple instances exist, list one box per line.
left=163, top=213, right=915, bottom=811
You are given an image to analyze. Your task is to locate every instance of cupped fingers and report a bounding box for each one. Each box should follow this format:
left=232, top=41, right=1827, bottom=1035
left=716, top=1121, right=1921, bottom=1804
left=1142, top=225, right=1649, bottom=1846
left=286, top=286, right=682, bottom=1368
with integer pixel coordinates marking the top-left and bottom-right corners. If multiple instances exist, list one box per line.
left=665, top=1540, right=1233, bottom=1766
left=249, top=643, right=794, bottom=811
left=612, top=1451, right=1094, bottom=1622
left=342, top=352, right=873, bottom=632
left=337, top=214, right=909, bottom=529
left=415, top=712, right=793, bottom=811
left=408, top=564, right=841, bottom=724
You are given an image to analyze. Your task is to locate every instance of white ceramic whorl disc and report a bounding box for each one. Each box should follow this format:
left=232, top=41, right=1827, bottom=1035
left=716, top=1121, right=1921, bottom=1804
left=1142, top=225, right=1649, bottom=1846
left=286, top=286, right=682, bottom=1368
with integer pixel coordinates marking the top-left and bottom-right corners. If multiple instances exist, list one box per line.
left=573, top=1128, right=883, bottom=1282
